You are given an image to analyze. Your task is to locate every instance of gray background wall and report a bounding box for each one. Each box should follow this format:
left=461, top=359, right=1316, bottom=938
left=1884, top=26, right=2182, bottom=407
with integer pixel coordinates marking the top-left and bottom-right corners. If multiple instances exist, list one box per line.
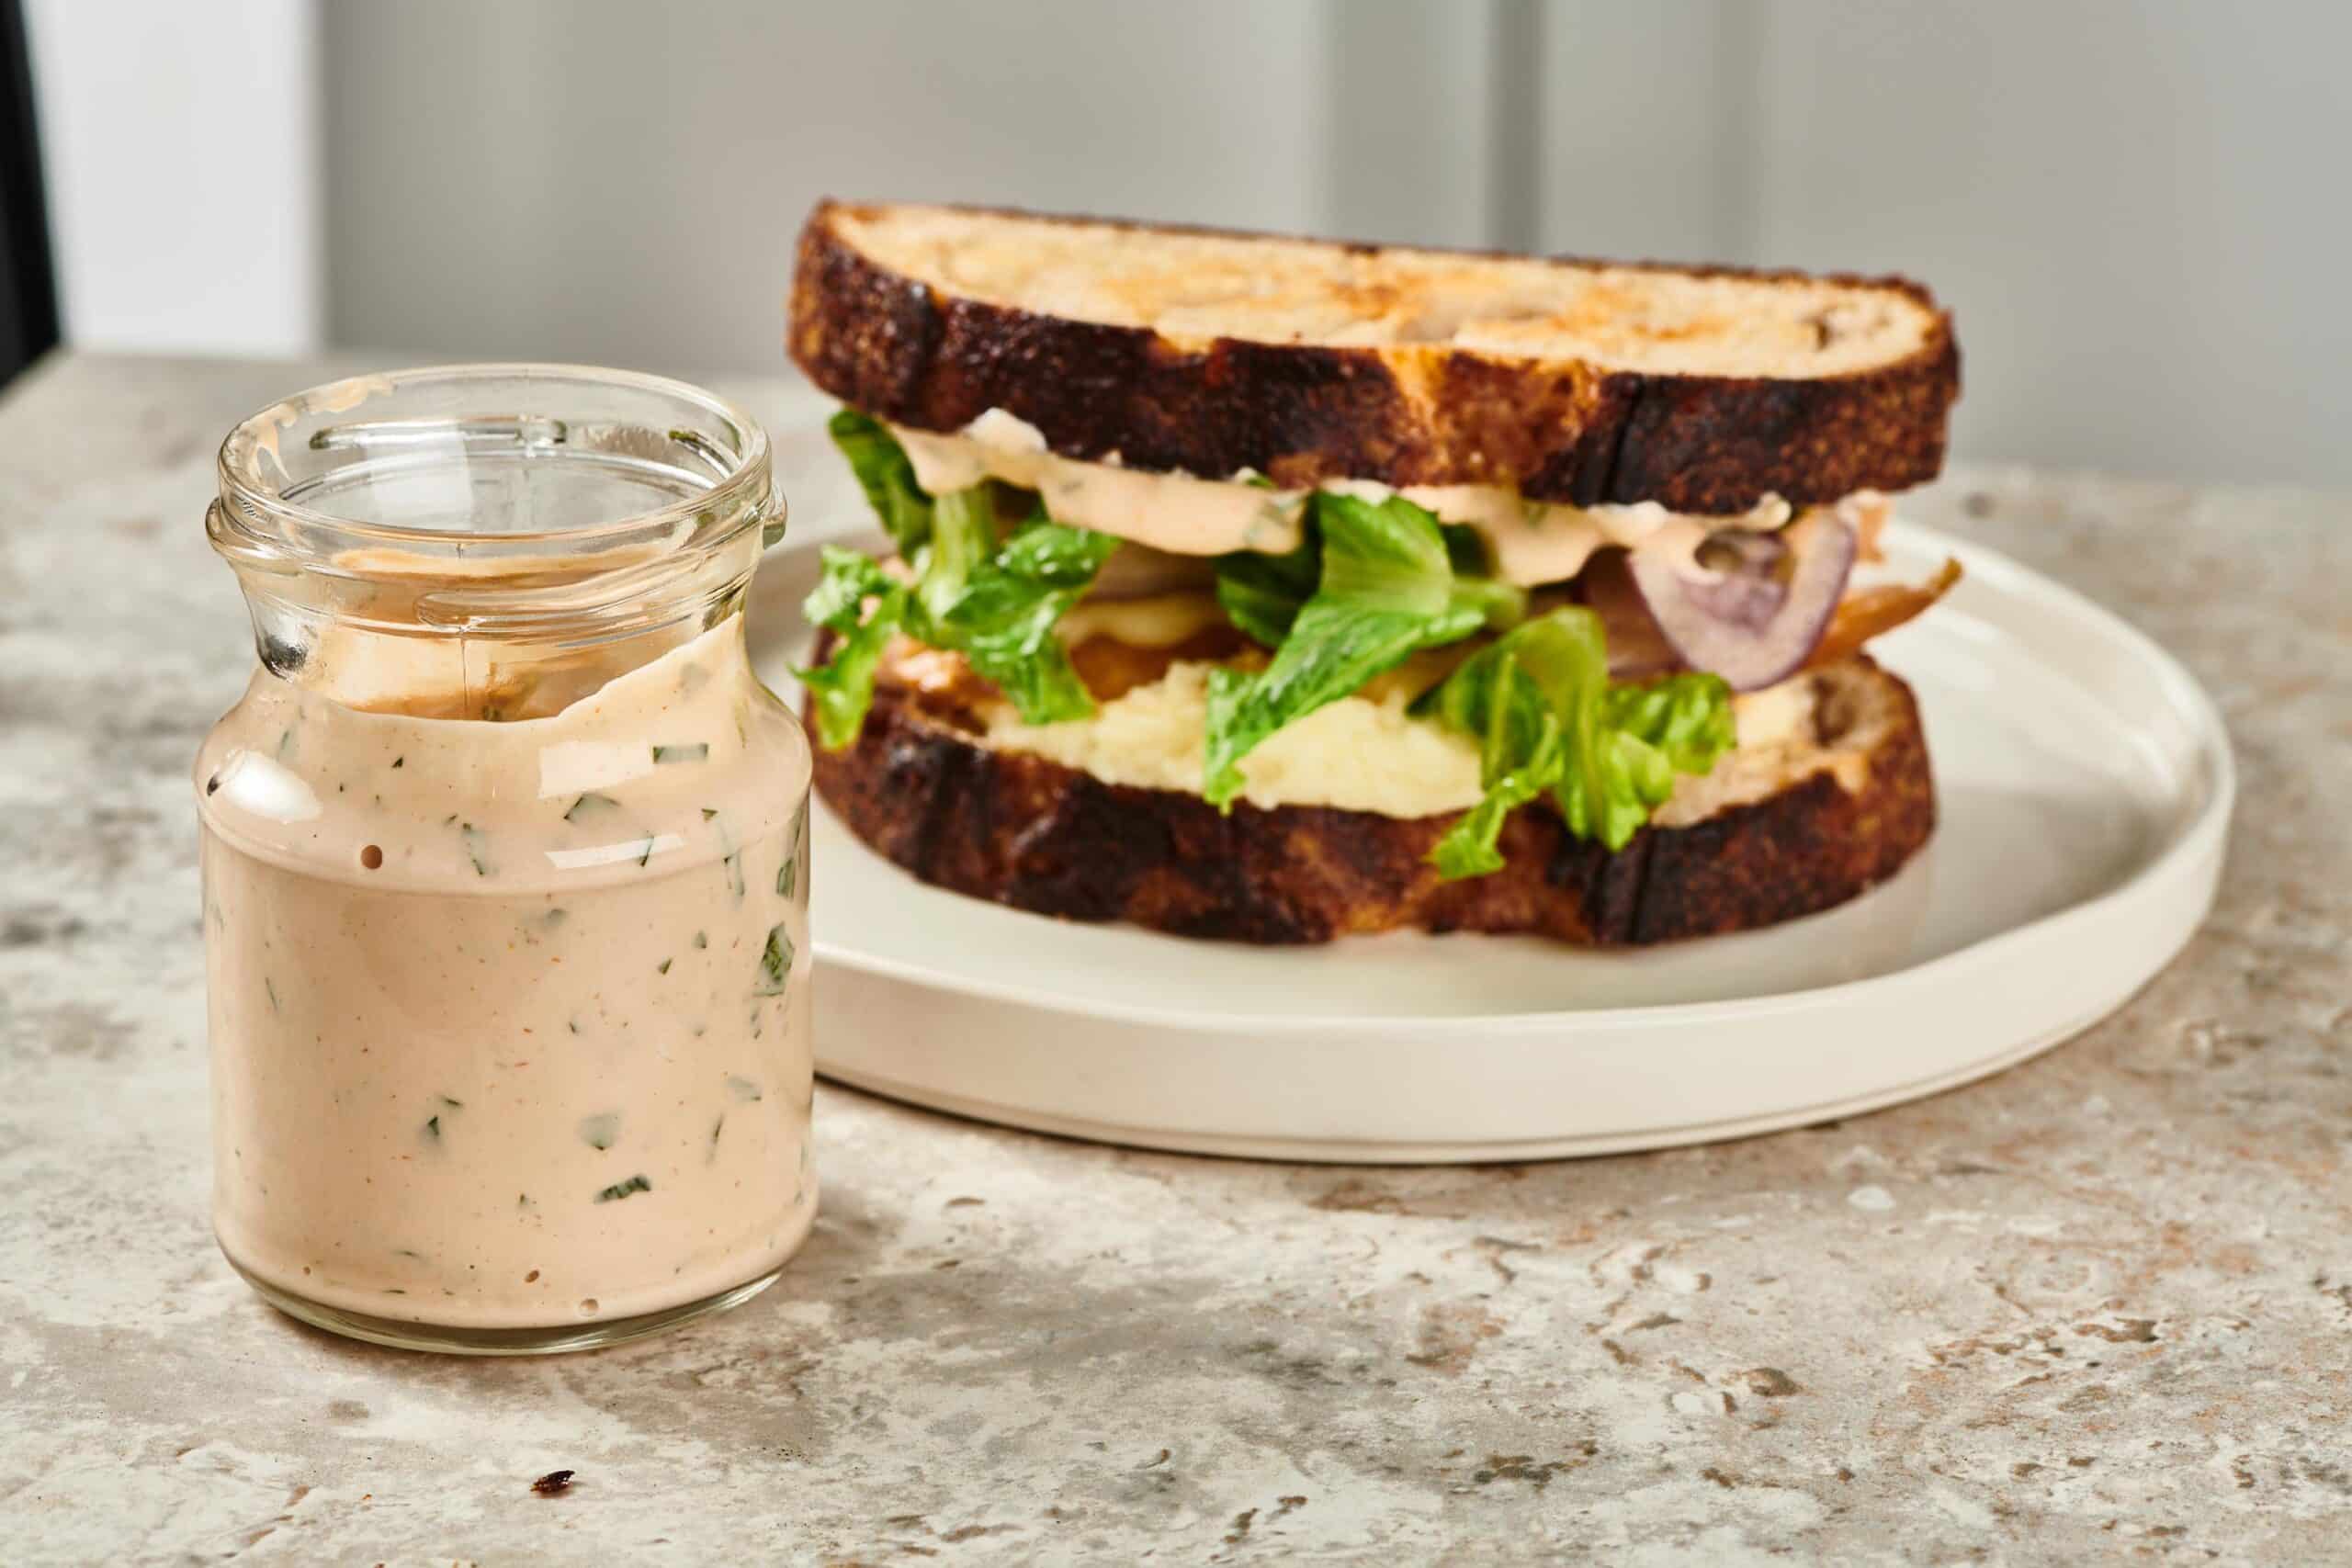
left=34, top=1, right=2352, bottom=486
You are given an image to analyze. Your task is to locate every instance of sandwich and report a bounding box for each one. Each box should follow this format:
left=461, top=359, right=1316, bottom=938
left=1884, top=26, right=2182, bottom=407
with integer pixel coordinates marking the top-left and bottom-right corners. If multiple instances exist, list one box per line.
left=786, top=201, right=1962, bottom=944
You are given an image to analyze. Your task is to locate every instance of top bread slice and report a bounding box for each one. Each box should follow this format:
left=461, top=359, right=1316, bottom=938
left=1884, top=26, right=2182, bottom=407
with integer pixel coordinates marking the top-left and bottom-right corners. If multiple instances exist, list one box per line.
left=789, top=200, right=1961, bottom=514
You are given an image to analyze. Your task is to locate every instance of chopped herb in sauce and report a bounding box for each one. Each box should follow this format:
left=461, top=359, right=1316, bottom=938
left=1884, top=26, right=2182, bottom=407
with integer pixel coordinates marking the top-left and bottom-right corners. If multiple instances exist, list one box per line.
left=276, top=728, right=296, bottom=761
left=390, top=756, right=404, bottom=769
left=778, top=802, right=808, bottom=897
left=459, top=823, right=493, bottom=876
left=437, top=1095, right=464, bottom=1110
left=543, top=908, right=568, bottom=931
left=637, top=834, right=658, bottom=868
left=711, top=810, right=744, bottom=898
left=725, top=1074, right=763, bottom=1103
left=701, top=807, right=718, bottom=821
left=708, top=1113, right=725, bottom=1156
left=656, top=958, right=673, bottom=975
left=563, top=792, right=620, bottom=824
left=650, top=743, right=709, bottom=764
left=692, top=931, right=707, bottom=949
left=263, top=977, right=280, bottom=1013
left=579, top=1112, right=621, bottom=1150
left=567, top=1018, right=582, bottom=1035
left=753, top=923, right=794, bottom=997
left=424, top=1114, right=444, bottom=1141
left=594, top=1174, right=652, bottom=1203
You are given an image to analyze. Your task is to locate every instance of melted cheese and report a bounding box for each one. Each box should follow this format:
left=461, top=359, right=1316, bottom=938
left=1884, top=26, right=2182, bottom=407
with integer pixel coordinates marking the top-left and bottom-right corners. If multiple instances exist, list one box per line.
left=1055, top=592, right=1230, bottom=649
left=978, top=659, right=1826, bottom=818
left=888, top=410, right=1793, bottom=586
left=987, top=660, right=1485, bottom=816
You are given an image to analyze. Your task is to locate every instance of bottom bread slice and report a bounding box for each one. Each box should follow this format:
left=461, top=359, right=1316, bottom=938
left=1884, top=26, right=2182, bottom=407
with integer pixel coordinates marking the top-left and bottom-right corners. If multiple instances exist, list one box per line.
left=805, top=655, right=1935, bottom=946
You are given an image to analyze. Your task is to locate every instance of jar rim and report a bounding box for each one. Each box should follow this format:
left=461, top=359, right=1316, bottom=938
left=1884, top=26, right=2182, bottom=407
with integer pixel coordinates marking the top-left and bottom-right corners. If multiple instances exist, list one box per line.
left=214, top=362, right=777, bottom=558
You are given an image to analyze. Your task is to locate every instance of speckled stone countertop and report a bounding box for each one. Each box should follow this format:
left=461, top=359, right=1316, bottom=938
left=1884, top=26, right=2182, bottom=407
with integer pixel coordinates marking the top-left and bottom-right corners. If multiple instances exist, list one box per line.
left=1, top=354, right=2346, bottom=1564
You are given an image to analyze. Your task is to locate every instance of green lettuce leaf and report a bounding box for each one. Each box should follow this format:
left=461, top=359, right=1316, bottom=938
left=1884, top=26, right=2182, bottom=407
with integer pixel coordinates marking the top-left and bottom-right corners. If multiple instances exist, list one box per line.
left=794, top=547, right=908, bottom=750
left=1202, top=491, right=1525, bottom=807
left=801, top=486, right=1121, bottom=742
left=1215, top=533, right=1318, bottom=648
left=802, top=545, right=897, bottom=633
left=828, top=410, right=933, bottom=555
left=1428, top=719, right=1565, bottom=879
left=806, top=413, right=1121, bottom=741
left=911, top=485, right=995, bottom=628
left=1556, top=670, right=1736, bottom=850
left=1420, top=608, right=1735, bottom=874
left=1605, top=674, right=1739, bottom=773
left=938, top=511, right=1120, bottom=725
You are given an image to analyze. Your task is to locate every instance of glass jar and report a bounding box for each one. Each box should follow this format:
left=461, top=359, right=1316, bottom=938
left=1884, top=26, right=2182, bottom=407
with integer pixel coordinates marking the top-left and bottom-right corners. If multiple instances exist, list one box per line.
left=196, top=365, right=813, bottom=1354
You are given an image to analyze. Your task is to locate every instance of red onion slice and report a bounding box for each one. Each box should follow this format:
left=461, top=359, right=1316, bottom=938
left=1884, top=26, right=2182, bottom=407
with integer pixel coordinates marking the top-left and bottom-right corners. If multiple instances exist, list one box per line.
left=1625, top=512, right=1858, bottom=690
left=1696, top=530, right=1790, bottom=574
left=1678, top=543, right=1788, bottom=632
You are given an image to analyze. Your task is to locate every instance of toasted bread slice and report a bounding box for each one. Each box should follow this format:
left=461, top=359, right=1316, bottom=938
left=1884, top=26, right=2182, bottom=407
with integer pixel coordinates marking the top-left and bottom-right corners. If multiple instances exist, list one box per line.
left=804, top=652, right=1934, bottom=946
left=790, top=201, right=1961, bottom=515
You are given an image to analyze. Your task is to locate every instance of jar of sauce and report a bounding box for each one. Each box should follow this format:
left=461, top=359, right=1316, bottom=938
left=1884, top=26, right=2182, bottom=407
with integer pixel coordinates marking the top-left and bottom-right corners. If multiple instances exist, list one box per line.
left=196, top=366, right=812, bottom=1353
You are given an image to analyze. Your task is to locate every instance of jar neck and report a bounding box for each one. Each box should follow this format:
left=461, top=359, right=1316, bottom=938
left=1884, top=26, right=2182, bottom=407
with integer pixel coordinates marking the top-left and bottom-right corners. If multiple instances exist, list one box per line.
left=217, top=521, right=767, bottom=721
left=209, top=366, right=782, bottom=721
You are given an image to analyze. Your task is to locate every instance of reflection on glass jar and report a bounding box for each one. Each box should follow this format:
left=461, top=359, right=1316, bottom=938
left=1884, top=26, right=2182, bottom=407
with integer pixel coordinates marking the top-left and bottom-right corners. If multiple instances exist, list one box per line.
left=195, top=365, right=812, bottom=1354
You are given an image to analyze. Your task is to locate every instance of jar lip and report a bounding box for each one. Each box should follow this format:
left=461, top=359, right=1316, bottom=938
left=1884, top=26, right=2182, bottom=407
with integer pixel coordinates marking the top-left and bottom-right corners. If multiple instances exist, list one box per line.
left=214, top=362, right=775, bottom=554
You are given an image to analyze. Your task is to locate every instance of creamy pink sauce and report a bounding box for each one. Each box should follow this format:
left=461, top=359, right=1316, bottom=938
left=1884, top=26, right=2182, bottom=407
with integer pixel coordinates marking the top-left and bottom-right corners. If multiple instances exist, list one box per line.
left=196, top=620, right=814, bottom=1330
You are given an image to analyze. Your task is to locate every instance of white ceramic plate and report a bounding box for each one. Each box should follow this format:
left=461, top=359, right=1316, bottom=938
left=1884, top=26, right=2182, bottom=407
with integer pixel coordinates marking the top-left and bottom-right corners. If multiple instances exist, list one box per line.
left=751, top=434, right=2232, bottom=1163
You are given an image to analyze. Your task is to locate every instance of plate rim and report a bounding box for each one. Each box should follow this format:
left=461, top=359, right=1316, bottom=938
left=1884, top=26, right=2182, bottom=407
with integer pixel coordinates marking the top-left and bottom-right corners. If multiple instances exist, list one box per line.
left=817, top=1004, right=2111, bottom=1163
left=775, top=515, right=2234, bottom=1035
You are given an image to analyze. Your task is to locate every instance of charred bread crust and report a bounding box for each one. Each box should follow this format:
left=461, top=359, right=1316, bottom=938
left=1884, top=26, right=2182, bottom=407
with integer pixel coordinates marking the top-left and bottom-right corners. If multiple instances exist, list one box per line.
left=802, top=654, right=1937, bottom=946
left=789, top=200, right=1962, bottom=515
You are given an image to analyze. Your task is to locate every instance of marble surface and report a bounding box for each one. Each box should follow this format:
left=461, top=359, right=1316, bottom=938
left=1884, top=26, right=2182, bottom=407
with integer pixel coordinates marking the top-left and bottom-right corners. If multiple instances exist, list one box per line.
left=1, top=353, right=2347, bottom=1564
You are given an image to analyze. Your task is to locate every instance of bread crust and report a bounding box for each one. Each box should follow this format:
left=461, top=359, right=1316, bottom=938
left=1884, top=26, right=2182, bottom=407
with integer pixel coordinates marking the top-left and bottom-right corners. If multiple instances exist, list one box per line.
left=804, top=656, right=1936, bottom=946
left=789, top=200, right=1962, bottom=514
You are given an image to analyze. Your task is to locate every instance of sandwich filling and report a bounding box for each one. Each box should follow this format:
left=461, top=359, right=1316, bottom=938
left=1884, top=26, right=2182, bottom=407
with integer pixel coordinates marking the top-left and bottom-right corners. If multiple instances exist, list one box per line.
left=889, top=408, right=1797, bottom=582
left=980, top=659, right=1828, bottom=820
left=800, top=409, right=1956, bottom=881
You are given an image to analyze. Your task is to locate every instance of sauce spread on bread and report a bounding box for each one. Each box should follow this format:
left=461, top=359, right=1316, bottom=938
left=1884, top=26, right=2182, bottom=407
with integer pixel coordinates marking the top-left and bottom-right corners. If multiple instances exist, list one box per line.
left=894, top=410, right=1306, bottom=556
left=889, top=408, right=1846, bottom=586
